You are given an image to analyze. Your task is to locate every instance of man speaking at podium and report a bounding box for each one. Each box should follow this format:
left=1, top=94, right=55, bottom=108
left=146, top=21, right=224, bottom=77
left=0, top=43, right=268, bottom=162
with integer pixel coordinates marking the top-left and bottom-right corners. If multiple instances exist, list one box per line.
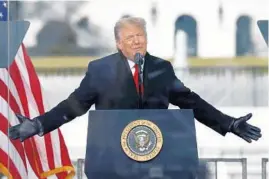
left=9, top=17, right=261, bottom=145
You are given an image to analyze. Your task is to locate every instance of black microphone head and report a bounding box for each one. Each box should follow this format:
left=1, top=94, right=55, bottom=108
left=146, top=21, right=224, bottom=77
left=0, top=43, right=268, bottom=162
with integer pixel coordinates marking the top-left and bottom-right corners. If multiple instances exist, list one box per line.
left=134, top=52, right=141, bottom=64
left=134, top=53, right=144, bottom=65
left=134, top=52, right=141, bottom=59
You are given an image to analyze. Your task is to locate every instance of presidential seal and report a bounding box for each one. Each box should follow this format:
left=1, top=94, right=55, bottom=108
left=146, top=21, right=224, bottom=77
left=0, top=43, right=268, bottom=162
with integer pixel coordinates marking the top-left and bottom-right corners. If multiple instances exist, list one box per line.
left=121, top=120, right=163, bottom=162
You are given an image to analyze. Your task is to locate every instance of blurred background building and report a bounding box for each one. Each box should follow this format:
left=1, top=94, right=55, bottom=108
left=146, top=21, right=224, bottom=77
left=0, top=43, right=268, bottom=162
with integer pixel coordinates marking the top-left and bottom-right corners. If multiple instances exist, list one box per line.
left=2, top=0, right=268, bottom=179
left=9, top=0, right=268, bottom=58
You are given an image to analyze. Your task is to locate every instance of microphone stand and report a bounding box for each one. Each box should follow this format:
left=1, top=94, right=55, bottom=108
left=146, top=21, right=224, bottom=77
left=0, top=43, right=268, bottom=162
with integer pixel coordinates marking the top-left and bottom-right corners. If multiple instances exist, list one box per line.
left=135, top=53, right=144, bottom=109
left=138, top=58, right=143, bottom=109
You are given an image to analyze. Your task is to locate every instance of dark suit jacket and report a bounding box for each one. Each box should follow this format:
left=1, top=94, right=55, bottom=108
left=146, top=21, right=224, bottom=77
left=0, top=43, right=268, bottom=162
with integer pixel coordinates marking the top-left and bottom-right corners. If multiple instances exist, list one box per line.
left=38, top=52, right=234, bottom=136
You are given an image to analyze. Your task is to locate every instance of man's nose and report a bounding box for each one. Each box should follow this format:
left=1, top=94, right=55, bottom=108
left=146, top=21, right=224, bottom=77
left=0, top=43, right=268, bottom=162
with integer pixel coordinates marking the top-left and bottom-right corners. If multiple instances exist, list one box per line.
left=133, top=36, right=139, bottom=44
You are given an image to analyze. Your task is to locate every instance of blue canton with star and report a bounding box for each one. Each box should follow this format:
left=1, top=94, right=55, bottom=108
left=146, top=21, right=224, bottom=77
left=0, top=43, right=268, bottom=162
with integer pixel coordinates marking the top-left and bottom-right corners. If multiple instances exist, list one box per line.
left=0, top=0, right=7, bottom=21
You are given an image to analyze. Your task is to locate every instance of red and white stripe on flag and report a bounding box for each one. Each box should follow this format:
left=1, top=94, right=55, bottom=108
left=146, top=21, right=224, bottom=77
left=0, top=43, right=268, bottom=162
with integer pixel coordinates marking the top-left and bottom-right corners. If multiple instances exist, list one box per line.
left=0, top=44, right=75, bottom=179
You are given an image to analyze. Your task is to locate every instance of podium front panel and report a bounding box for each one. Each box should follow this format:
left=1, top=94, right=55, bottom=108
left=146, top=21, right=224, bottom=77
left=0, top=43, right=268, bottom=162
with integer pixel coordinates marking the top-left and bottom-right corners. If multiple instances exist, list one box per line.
left=84, top=109, right=198, bottom=179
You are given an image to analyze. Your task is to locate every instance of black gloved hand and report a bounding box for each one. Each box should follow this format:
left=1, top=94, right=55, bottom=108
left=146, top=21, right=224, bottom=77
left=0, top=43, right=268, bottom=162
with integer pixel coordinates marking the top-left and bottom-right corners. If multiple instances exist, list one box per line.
left=231, top=113, right=262, bottom=143
left=8, top=114, right=42, bottom=142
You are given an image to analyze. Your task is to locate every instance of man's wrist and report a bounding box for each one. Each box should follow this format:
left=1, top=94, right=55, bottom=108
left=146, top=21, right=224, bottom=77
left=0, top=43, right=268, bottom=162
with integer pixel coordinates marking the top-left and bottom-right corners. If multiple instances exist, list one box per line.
left=228, top=118, right=235, bottom=133
left=33, top=117, right=44, bottom=136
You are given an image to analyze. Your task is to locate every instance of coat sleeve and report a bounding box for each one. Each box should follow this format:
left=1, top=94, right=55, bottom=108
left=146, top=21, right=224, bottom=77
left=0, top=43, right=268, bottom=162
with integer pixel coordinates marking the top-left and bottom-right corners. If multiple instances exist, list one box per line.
left=38, top=62, right=98, bottom=135
left=167, top=62, right=234, bottom=136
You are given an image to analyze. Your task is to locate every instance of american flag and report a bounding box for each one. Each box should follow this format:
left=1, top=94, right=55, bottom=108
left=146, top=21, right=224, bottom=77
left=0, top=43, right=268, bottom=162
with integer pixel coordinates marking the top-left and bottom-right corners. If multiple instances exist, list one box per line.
left=0, top=1, right=75, bottom=178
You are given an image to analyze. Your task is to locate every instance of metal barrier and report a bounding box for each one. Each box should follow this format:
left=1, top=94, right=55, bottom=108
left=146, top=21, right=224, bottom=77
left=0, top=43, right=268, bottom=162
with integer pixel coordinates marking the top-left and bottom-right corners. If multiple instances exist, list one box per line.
left=262, top=158, right=268, bottom=179
left=77, top=158, right=85, bottom=179
left=75, top=158, right=257, bottom=179
left=201, top=158, right=247, bottom=179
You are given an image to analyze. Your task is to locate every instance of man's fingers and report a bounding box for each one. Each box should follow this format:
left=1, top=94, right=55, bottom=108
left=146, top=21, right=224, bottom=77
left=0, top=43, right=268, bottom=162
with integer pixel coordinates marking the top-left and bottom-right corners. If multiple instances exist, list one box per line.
left=248, top=124, right=261, bottom=133
left=240, top=113, right=252, bottom=122
left=8, top=126, right=20, bottom=140
left=20, top=137, right=27, bottom=142
left=244, top=133, right=259, bottom=141
left=240, top=134, right=252, bottom=143
left=15, top=114, right=27, bottom=123
left=232, top=113, right=262, bottom=143
left=234, top=113, right=252, bottom=129
left=244, top=132, right=259, bottom=141
left=248, top=129, right=262, bottom=139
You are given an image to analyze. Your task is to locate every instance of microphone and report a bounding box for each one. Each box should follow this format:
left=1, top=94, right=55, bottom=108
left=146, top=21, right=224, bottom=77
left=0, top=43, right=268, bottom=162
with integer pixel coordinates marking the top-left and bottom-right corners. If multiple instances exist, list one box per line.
left=134, top=52, right=144, bottom=82
left=134, top=52, right=144, bottom=109
left=134, top=53, right=144, bottom=66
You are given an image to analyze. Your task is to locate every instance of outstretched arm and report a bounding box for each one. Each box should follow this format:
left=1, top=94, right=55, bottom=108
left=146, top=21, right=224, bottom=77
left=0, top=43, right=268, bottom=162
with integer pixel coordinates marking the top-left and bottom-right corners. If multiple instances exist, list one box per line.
left=9, top=62, right=98, bottom=141
left=167, top=62, right=261, bottom=142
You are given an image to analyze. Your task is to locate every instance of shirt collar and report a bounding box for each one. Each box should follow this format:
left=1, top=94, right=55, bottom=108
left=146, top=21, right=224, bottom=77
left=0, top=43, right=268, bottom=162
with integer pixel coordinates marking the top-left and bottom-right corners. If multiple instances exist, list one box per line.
left=127, top=58, right=145, bottom=70
left=127, top=59, right=135, bottom=68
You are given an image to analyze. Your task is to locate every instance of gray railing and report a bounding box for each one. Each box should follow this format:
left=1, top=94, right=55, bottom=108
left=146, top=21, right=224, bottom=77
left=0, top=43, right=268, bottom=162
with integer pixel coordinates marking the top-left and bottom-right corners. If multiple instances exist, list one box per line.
left=75, top=158, right=269, bottom=179
left=201, top=158, right=247, bottom=179
left=262, top=158, right=268, bottom=179
left=77, top=158, right=85, bottom=179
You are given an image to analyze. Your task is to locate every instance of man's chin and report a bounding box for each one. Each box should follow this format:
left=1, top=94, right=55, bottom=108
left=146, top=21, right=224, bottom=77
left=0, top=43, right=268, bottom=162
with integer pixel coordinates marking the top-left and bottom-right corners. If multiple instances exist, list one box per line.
left=133, top=50, right=146, bottom=57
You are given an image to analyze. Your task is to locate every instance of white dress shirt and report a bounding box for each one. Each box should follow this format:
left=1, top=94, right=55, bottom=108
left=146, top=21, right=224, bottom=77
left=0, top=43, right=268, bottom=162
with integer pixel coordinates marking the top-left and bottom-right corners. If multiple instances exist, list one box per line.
left=127, top=59, right=144, bottom=75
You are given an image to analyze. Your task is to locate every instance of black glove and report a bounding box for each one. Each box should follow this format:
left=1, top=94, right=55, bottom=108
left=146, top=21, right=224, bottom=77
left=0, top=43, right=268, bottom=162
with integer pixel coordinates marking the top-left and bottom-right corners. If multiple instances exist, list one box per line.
left=230, top=113, right=262, bottom=143
left=8, top=114, right=43, bottom=142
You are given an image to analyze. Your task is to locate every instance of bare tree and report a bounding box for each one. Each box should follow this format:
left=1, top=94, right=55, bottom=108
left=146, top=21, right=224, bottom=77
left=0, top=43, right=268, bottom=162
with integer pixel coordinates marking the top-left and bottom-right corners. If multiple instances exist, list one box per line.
left=21, top=1, right=87, bottom=22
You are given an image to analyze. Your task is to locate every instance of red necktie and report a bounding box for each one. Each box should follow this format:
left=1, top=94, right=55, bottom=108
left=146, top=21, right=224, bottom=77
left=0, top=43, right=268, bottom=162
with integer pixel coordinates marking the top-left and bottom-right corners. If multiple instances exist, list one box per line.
left=133, top=64, right=144, bottom=94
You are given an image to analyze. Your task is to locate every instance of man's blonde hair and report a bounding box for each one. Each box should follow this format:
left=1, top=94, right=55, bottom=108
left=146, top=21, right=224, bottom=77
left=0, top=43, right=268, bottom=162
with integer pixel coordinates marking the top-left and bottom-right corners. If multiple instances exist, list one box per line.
left=114, top=16, right=147, bottom=42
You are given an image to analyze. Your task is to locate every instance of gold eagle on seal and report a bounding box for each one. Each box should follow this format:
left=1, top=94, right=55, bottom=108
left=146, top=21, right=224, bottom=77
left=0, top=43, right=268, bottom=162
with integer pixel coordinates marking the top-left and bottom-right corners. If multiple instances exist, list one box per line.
left=134, top=130, right=152, bottom=152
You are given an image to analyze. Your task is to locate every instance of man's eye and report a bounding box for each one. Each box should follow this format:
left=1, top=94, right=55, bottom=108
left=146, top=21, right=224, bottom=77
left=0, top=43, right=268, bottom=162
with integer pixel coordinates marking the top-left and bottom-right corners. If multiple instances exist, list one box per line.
left=126, top=36, right=133, bottom=40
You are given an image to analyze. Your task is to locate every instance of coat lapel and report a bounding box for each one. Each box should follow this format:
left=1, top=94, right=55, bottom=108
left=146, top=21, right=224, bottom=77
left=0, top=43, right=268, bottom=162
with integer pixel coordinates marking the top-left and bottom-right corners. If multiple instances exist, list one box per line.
left=115, top=52, right=139, bottom=101
left=113, top=51, right=161, bottom=108
left=143, top=52, right=169, bottom=99
left=143, top=52, right=154, bottom=99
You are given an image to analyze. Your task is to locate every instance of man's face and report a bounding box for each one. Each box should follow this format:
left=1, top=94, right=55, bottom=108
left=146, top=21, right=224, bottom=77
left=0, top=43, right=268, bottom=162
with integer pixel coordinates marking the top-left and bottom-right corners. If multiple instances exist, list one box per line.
left=116, top=23, right=147, bottom=60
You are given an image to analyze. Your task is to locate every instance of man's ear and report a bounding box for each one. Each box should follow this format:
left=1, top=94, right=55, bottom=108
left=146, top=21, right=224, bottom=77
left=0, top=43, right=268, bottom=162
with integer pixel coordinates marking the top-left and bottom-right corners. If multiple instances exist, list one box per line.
left=116, top=41, right=122, bottom=51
